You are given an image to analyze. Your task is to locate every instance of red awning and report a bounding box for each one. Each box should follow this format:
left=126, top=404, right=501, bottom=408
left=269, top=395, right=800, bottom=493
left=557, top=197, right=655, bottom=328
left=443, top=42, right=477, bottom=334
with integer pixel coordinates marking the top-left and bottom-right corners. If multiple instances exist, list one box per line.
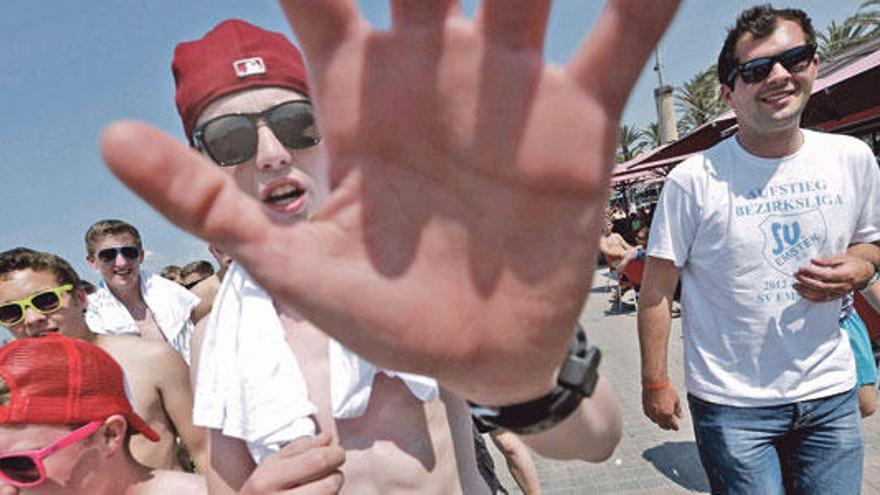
left=612, top=45, right=880, bottom=187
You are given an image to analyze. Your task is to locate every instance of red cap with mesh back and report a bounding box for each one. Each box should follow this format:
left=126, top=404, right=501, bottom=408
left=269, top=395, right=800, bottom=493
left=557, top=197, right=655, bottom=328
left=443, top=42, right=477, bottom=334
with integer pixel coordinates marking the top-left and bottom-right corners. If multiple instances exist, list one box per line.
left=173, top=18, right=310, bottom=143
left=0, top=334, right=159, bottom=441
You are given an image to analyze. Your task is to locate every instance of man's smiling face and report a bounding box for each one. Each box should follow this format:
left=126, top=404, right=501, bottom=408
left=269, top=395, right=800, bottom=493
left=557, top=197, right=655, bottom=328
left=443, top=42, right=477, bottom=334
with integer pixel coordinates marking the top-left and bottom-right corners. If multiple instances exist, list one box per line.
left=87, top=233, right=143, bottom=293
left=0, top=269, right=87, bottom=340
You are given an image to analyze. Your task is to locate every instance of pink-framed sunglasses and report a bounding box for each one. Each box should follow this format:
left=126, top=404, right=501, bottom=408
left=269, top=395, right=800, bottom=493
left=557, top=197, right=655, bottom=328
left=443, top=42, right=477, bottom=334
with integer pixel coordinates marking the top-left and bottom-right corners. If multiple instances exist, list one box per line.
left=0, top=421, right=101, bottom=488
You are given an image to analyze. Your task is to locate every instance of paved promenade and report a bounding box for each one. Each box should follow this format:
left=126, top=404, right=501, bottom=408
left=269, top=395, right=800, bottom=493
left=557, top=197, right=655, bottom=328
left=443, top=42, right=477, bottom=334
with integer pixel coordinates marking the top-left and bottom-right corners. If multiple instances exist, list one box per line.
left=486, top=267, right=880, bottom=494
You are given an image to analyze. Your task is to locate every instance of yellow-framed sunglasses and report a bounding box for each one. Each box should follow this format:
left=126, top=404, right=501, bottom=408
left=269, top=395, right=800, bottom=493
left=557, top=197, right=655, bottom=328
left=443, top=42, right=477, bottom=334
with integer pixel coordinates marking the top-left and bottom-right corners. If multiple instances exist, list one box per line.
left=0, top=284, right=74, bottom=327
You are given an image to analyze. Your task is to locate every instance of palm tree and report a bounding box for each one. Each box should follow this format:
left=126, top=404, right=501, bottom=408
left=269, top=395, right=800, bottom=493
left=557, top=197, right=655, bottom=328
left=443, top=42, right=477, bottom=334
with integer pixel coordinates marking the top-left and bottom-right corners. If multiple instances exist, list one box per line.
left=616, top=124, right=648, bottom=163
left=817, top=19, right=872, bottom=61
left=848, top=0, right=880, bottom=38
left=675, top=65, right=727, bottom=135
left=642, top=121, right=661, bottom=148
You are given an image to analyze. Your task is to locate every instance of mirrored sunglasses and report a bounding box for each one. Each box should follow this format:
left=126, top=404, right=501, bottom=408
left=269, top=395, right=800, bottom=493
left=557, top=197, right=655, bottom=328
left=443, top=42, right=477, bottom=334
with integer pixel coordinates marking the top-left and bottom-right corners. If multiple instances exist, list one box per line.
left=96, top=246, right=140, bottom=264
left=0, top=284, right=73, bottom=327
left=726, top=43, right=817, bottom=87
left=0, top=421, right=101, bottom=488
left=192, top=100, right=321, bottom=167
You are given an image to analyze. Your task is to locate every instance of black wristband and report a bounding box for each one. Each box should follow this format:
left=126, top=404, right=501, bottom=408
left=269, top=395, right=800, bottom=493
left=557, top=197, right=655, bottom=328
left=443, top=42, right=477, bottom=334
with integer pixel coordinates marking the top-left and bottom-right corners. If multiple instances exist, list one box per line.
left=468, top=323, right=601, bottom=435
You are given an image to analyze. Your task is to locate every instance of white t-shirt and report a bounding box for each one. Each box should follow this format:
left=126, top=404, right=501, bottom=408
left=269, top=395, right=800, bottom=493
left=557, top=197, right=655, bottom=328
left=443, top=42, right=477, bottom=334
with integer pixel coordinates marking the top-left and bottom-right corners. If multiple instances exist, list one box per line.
left=649, top=130, right=880, bottom=407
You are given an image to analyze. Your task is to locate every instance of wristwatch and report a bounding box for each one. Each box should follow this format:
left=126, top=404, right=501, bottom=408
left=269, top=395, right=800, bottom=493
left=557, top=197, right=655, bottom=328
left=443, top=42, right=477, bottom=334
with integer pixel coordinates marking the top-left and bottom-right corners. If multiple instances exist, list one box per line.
left=468, top=323, right=601, bottom=435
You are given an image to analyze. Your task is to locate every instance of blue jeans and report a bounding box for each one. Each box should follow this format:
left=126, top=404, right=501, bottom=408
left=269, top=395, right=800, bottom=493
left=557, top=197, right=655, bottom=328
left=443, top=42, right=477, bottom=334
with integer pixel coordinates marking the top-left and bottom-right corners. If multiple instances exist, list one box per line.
left=688, top=389, right=863, bottom=494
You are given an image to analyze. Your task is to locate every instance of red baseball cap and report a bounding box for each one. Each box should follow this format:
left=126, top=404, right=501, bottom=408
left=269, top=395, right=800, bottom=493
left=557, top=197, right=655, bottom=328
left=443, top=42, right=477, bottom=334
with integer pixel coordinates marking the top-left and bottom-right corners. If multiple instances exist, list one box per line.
left=173, top=18, right=310, bottom=143
left=0, top=335, right=159, bottom=441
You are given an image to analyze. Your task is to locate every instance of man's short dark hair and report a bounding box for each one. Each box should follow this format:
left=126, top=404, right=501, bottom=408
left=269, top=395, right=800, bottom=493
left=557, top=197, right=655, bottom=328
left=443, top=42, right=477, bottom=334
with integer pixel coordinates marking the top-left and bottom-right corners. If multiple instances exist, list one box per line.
left=160, top=265, right=183, bottom=281
left=0, top=248, right=83, bottom=290
left=717, top=4, right=816, bottom=89
left=181, top=260, right=215, bottom=279
left=85, top=219, right=143, bottom=256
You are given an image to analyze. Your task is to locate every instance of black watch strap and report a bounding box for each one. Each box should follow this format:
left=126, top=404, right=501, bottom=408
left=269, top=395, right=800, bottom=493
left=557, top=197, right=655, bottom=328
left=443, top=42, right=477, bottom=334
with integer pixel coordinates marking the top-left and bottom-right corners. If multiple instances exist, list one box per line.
left=468, top=323, right=601, bottom=435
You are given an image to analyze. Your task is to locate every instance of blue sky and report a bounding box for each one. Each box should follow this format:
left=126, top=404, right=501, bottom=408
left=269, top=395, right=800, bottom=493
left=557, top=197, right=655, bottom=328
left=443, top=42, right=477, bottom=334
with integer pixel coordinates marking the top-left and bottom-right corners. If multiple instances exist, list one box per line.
left=0, top=0, right=866, bottom=287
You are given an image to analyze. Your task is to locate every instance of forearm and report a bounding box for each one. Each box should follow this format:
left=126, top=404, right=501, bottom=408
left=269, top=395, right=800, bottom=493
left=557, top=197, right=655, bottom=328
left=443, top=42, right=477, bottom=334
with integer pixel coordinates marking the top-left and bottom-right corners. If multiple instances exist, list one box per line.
left=638, top=299, right=673, bottom=384
left=848, top=242, right=880, bottom=286
left=637, top=259, right=678, bottom=384
left=848, top=242, right=880, bottom=266
left=518, top=377, right=622, bottom=462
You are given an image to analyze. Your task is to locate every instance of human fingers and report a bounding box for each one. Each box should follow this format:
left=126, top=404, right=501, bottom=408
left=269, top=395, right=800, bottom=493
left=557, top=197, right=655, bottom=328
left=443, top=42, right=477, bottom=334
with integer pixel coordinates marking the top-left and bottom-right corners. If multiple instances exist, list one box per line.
left=278, top=0, right=362, bottom=60
left=390, top=0, right=459, bottom=30
left=479, top=0, right=552, bottom=51
left=101, top=122, right=274, bottom=249
left=276, top=433, right=333, bottom=459
left=568, top=0, right=680, bottom=115
left=246, top=439, right=345, bottom=493
left=642, top=389, right=679, bottom=430
left=807, top=254, right=847, bottom=268
left=289, top=470, right=344, bottom=495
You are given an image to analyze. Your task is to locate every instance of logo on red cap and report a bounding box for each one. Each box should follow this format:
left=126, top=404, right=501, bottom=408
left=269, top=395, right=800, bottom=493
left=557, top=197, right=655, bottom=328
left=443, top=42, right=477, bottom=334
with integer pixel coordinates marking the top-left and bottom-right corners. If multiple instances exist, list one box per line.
left=234, top=57, right=267, bottom=78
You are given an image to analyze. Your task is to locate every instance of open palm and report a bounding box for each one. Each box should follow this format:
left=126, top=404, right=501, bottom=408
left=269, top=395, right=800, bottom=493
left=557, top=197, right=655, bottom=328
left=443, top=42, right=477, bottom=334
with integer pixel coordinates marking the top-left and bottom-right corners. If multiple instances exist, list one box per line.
left=102, top=0, right=680, bottom=405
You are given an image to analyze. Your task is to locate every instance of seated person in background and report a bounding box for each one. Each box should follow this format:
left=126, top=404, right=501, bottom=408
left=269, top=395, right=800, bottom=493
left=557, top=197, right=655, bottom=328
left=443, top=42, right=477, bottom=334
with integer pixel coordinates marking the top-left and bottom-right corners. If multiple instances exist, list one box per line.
left=598, top=217, right=636, bottom=269
left=0, top=335, right=206, bottom=495
left=160, top=265, right=184, bottom=285
left=0, top=247, right=208, bottom=472
left=181, top=260, right=215, bottom=290
left=84, top=219, right=199, bottom=364
left=839, top=293, right=878, bottom=417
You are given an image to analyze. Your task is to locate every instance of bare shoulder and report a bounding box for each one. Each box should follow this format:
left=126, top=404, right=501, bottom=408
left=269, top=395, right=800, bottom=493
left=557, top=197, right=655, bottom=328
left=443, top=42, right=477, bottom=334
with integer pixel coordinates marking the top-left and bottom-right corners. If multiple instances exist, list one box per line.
left=137, top=469, right=206, bottom=495
left=97, top=335, right=185, bottom=380
left=190, top=275, right=219, bottom=300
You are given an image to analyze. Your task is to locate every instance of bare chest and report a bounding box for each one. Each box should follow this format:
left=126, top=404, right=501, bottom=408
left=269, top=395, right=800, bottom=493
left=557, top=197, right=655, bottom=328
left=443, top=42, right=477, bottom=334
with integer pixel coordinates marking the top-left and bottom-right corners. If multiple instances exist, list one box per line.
left=278, top=314, right=486, bottom=494
left=133, top=308, right=166, bottom=342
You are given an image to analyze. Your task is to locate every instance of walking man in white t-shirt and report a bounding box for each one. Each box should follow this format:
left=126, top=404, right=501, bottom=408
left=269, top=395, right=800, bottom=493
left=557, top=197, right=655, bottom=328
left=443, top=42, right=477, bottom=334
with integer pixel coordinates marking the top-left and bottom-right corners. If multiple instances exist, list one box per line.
left=638, top=5, right=880, bottom=494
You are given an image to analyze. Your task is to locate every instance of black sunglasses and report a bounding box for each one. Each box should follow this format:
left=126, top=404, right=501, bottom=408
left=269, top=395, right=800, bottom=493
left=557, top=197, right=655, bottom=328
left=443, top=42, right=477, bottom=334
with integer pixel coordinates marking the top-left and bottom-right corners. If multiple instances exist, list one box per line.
left=183, top=277, right=208, bottom=290
left=726, top=43, right=817, bottom=87
left=96, top=246, right=140, bottom=264
left=193, top=100, right=321, bottom=167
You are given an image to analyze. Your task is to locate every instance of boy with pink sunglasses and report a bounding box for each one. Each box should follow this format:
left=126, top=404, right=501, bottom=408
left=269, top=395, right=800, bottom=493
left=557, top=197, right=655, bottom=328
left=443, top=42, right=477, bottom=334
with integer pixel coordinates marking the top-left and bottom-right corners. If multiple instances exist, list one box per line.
left=0, top=335, right=205, bottom=494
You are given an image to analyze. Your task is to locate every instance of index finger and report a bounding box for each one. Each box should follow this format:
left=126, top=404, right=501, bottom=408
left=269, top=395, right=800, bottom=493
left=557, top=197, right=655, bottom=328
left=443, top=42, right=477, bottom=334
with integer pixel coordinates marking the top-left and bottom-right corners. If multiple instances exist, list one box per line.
left=567, top=0, right=681, bottom=115
left=101, top=121, right=271, bottom=248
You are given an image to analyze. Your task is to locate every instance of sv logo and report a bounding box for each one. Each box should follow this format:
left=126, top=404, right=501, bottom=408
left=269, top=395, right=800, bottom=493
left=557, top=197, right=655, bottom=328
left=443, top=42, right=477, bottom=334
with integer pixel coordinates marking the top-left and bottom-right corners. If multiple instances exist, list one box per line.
left=770, top=222, right=801, bottom=255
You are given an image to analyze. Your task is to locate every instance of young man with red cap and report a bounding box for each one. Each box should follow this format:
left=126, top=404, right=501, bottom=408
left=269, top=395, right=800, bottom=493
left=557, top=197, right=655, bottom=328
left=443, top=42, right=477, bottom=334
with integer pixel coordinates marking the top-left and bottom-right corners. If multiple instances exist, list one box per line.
left=0, top=247, right=208, bottom=473
left=0, top=334, right=206, bottom=494
left=102, top=2, right=681, bottom=492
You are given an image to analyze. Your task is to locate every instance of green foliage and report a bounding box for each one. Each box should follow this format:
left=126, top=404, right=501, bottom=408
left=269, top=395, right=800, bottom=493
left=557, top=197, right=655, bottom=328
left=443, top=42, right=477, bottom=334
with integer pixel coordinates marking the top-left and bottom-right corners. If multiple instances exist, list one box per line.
left=674, top=65, right=727, bottom=135
left=616, top=124, right=649, bottom=163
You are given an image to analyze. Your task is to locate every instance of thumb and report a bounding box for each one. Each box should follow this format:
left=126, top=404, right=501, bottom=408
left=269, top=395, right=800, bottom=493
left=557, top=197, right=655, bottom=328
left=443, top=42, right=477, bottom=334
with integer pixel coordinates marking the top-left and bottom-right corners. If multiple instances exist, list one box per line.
left=674, top=397, right=683, bottom=418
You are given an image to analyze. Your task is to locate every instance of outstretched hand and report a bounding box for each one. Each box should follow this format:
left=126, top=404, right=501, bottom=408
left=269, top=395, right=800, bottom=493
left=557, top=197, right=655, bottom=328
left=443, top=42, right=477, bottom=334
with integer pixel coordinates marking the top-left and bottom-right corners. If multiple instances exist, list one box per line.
left=102, top=0, right=680, bottom=405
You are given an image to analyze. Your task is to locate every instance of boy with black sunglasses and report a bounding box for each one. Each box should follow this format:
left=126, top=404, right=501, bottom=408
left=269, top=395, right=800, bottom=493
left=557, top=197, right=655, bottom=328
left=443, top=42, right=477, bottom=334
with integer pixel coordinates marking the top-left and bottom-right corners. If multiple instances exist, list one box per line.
left=100, top=1, right=683, bottom=492
left=84, top=219, right=199, bottom=365
left=638, top=5, right=880, bottom=493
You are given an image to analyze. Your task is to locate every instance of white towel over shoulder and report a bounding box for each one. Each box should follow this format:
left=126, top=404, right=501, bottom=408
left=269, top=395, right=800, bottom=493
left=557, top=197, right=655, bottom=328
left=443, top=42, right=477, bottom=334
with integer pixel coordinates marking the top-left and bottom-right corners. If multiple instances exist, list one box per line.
left=86, top=271, right=199, bottom=364
left=193, top=262, right=438, bottom=462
